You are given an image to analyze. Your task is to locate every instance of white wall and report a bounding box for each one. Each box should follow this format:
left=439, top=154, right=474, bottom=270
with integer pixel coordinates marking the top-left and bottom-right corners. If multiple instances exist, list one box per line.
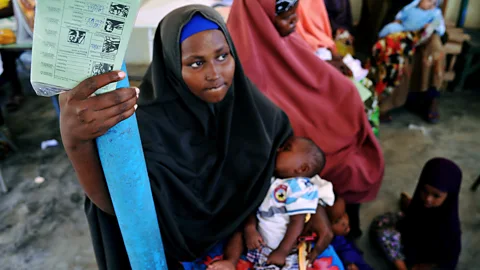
left=125, top=0, right=217, bottom=65
left=125, top=0, right=480, bottom=65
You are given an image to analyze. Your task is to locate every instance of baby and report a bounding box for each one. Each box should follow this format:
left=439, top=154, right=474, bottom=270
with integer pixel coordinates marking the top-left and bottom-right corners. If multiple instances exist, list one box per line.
left=244, top=136, right=332, bottom=269
left=378, top=0, right=444, bottom=38
left=326, top=197, right=373, bottom=270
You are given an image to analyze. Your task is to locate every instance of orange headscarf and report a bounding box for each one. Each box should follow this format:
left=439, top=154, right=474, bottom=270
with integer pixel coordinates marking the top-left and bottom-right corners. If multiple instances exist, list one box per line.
left=296, top=0, right=336, bottom=52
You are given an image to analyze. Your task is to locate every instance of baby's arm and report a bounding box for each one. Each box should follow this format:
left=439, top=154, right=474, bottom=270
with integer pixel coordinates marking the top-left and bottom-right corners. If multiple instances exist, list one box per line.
left=267, top=214, right=306, bottom=266
left=208, top=231, right=243, bottom=270
left=244, top=213, right=264, bottom=250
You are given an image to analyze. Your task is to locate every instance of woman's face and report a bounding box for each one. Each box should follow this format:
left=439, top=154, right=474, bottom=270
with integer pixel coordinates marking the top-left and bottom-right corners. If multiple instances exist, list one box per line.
left=181, top=29, right=235, bottom=103
left=274, top=2, right=299, bottom=37
left=421, top=184, right=448, bottom=208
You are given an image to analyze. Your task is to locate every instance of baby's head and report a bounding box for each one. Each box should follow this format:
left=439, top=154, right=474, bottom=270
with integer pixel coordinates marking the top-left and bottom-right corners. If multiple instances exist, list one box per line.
left=274, top=136, right=325, bottom=179
left=326, top=197, right=350, bottom=236
left=418, top=0, right=437, bottom=10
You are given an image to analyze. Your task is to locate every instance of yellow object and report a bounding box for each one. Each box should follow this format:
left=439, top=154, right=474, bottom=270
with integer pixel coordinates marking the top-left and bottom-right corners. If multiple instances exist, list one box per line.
left=0, top=28, right=16, bottom=44
left=298, top=241, right=308, bottom=270
left=305, top=213, right=311, bottom=223
left=0, top=0, right=9, bottom=10
left=335, top=40, right=355, bottom=57
left=298, top=214, right=312, bottom=270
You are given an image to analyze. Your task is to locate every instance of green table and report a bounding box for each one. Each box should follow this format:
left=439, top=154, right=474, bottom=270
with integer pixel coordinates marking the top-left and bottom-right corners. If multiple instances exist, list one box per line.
left=0, top=41, right=32, bottom=50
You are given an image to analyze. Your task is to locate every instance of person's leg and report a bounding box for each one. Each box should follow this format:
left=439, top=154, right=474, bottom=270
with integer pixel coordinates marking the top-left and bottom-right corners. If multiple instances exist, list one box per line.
left=420, top=35, right=444, bottom=123
left=379, top=59, right=411, bottom=121
left=430, top=35, right=445, bottom=90
left=345, top=203, right=362, bottom=239
left=0, top=50, right=23, bottom=96
left=0, top=50, right=24, bottom=112
left=370, top=213, right=407, bottom=270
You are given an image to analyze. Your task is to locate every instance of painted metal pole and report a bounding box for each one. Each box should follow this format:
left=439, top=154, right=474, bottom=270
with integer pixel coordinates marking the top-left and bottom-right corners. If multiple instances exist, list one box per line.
left=456, top=0, right=469, bottom=27
left=96, top=62, right=167, bottom=269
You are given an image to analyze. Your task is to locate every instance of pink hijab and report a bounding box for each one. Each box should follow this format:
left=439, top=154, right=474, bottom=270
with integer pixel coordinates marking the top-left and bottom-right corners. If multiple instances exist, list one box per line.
left=227, top=0, right=384, bottom=203
left=296, top=0, right=337, bottom=52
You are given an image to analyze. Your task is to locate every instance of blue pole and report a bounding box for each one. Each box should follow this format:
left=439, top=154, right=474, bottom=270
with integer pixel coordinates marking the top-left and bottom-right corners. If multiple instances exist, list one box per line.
left=456, top=0, right=469, bottom=27
left=96, top=63, right=167, bottom=269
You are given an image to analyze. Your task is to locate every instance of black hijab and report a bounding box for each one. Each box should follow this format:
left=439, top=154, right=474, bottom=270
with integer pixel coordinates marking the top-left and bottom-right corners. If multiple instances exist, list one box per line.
left=399, top=158, right=462, bottom=268
left=85, top=5, right=292, bottom=267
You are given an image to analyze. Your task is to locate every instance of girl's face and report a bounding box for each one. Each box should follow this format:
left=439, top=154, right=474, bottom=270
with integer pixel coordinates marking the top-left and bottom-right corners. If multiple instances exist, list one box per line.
left=274, top=2, right=299, bottom=37
left=421, top=184, right=448, bottom=208
left=181, top=30, right=235, bottom=103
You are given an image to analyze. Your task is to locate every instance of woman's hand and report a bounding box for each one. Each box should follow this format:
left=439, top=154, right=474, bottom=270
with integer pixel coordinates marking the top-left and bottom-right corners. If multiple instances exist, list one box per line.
left=207, top=260, right=235, bottom=270
left=60, top=71, right=139, bottom=150
left=245, top=226, right=264, bottom=250
left=59, top=71, right=139, bottom=214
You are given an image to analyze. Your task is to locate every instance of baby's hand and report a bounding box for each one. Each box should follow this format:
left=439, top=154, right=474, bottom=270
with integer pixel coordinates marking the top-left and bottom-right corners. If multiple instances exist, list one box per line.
left=244, top=226, right=264, bottom=250
left=208, top=260, right=235, bottom=270
left=266, top=249, right=287, bottom=267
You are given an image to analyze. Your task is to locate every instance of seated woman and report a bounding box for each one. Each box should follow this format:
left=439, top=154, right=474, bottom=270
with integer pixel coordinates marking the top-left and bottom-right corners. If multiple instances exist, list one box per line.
left=296, top=0, right=379, bottom=136
left=368, top=0, right=446, bottom=123
left=59, top=5, right=337, bottom=269
left=370, top=158, right=462, bottom=270
left=227, top=0, right=384, bottom=242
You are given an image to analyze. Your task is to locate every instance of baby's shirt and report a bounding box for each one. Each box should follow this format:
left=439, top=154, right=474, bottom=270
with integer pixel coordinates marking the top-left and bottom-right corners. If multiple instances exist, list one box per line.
left=256, top=175, right=328, bottom=250
left=399, top=7, right=437, bottom=31
left=395, top=0, right=445, bottom=35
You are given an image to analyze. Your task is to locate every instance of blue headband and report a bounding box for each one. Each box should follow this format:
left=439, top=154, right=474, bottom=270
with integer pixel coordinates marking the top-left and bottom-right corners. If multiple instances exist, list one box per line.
left=180, top=14, right=220, bottom=43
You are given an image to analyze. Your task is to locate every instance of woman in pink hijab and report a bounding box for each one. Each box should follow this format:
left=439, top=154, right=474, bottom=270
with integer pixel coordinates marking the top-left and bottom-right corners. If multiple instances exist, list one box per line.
left=227, top=0, right=384, bottom=239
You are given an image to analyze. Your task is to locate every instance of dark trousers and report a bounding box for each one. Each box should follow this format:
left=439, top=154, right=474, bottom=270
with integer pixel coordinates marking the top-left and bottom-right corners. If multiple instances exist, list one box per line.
left=0, top=50, right=22, bottom=96
left=346, top=203, right=362, bottom=238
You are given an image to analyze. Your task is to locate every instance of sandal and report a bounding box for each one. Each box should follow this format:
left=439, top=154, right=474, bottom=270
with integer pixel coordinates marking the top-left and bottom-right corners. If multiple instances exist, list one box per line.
left=426, top=97, right=440, bottom=124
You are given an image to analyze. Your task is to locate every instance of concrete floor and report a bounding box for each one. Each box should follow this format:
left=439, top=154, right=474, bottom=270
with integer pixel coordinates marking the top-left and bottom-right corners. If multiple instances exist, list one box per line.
left=0, top=87, right=479, bottom=269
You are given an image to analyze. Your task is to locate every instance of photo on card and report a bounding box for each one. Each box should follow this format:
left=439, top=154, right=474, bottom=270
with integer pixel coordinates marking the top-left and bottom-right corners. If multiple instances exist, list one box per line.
left=67, top=29, right=86, bottom=44
left=104, top=19, right=124, bottom=35
left=92, top=62, right=114, bottom=76
left=109, top=3, right=130, bottom=18
left=102, top=36, right=120, bottom=54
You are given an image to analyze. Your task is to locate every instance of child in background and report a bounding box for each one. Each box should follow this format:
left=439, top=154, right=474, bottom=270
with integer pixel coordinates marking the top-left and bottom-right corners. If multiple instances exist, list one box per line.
left=379, top=0, right=444, bottom=38
left=326, top=197, right=373, bottom=270
left=243, top=136, right=334, bottom=269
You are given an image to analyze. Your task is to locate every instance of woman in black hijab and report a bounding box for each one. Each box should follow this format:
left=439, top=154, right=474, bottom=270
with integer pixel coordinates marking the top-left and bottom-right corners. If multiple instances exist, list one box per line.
left=59, top=5, right=333, bottom=269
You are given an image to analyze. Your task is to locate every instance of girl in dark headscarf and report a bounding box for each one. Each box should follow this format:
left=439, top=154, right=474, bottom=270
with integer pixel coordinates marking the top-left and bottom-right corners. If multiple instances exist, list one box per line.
left=59, top=5, right=340, bottom=269
left=370, top=158, right=462, bottom=270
